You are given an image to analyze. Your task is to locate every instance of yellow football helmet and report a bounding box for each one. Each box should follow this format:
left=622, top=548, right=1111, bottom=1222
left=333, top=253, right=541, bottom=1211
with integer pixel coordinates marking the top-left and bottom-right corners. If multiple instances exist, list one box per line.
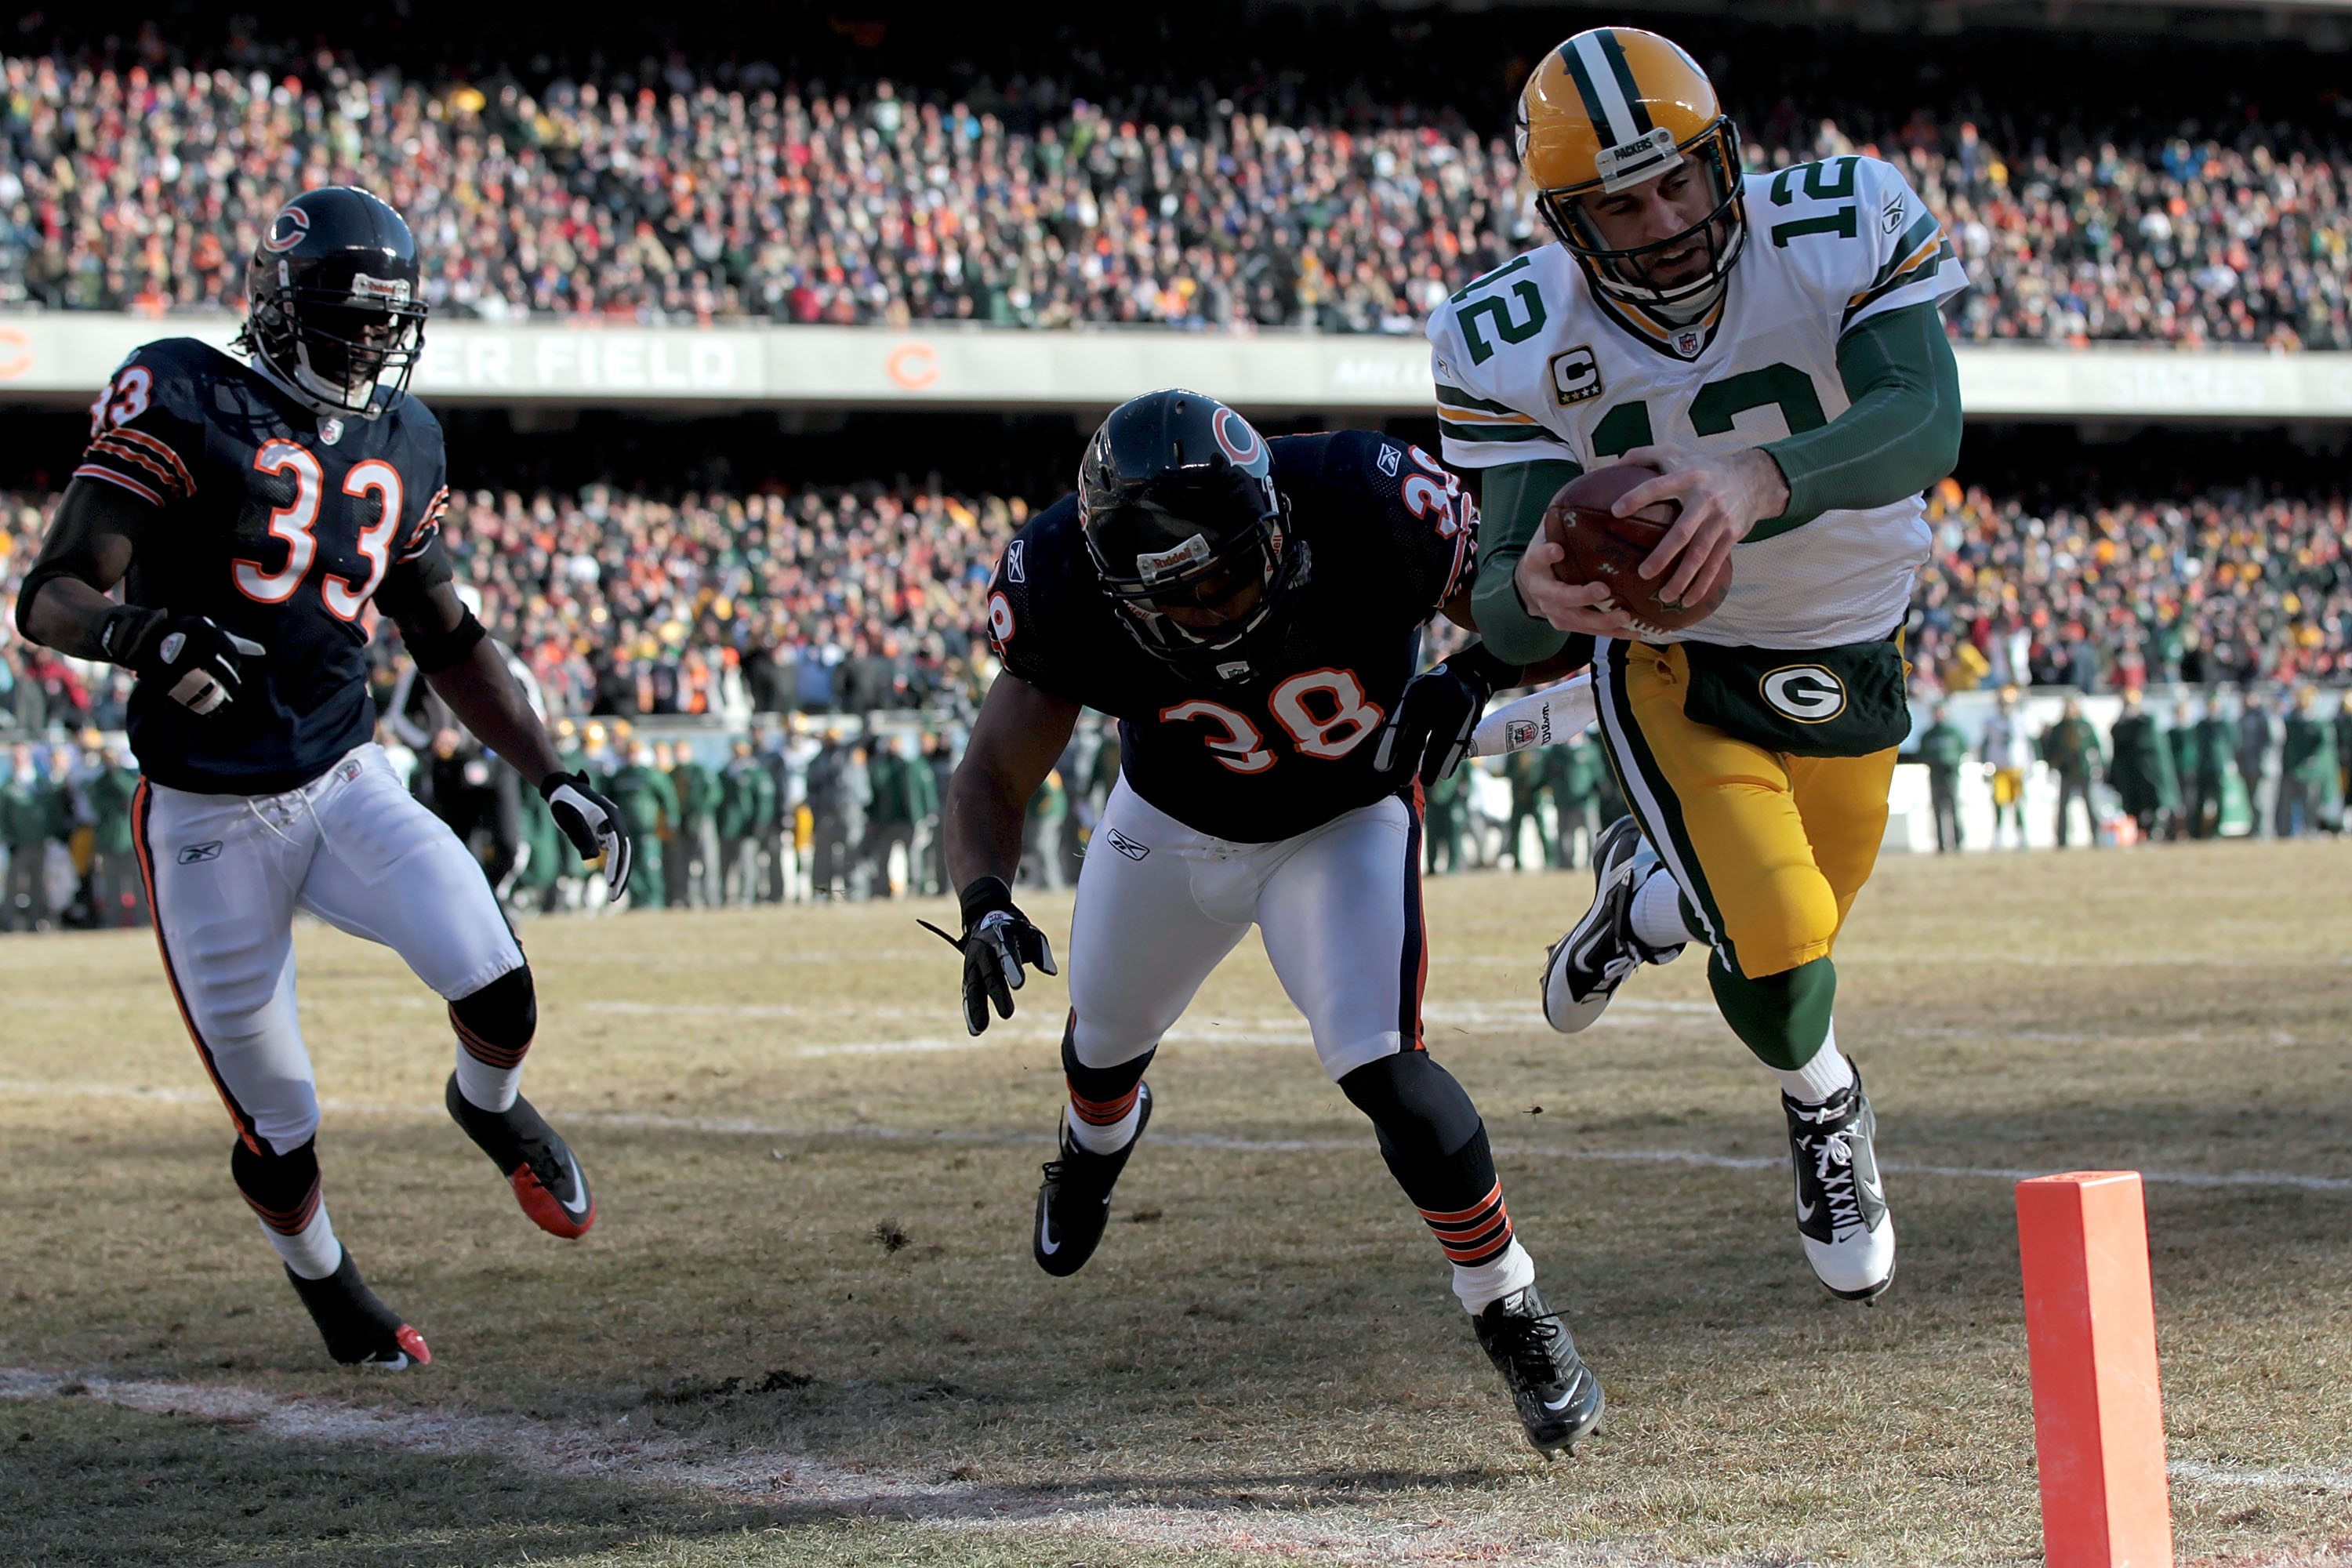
left=1516, top=27, right=1746, bottom=311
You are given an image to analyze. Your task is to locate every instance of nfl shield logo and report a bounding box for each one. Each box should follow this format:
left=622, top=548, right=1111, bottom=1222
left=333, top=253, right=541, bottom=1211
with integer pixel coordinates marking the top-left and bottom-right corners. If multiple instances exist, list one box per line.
left=1674, top=330, right=1703, bottom=358
left=1504, top=719, right=1539, bottom=750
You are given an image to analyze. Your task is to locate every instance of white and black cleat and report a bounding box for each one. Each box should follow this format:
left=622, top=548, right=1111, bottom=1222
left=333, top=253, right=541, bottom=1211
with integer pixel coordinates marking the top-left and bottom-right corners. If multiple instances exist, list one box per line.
left=1543, top=815, right=1683, bottom=1034
left=1472, top=1284, right=1604, bottom=1457
left=285, top=1247, right=430, bottom=1370
left=1033, top=1083, right=1152, bottom=1278
left=1784, top=1066, right=1896, bottom=1301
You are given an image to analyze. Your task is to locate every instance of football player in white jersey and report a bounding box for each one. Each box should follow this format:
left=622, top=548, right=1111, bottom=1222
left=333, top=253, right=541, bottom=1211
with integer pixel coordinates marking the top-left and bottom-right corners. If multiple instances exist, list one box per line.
left=1420, top=27, right=1966, bottom=1301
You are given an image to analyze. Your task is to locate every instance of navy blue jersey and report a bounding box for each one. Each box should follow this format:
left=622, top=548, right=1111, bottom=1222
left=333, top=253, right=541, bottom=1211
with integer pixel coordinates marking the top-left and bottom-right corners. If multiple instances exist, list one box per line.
left=76, top=338, right=448, bottom=795
left=986, top=430, right=1475, bottom=842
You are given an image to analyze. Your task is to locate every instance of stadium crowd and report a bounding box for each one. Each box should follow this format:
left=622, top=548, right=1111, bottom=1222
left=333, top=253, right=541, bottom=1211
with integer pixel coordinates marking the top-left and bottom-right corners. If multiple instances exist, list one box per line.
left=1906, top=479, right=2352, bottom=696
left=5, top=52, right=2350, bottom=346
left=4, top=466, right=2348, bottom=743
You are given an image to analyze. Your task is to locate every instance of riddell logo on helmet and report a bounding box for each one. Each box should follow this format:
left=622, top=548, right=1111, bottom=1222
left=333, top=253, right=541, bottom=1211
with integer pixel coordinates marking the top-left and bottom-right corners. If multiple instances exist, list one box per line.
left=1135, top=533, right=1210, bottom=583
left=351, top=274, right=412, bottom=303
left=262, top=205, right=310, bottom=252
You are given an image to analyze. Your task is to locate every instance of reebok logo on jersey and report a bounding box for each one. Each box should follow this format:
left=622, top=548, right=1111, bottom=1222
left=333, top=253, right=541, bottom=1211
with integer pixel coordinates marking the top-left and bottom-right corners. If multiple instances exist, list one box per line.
left=1377, top=444, right=1402, bottom=477
left=1882, top=194, right=1907, bottom=234
left=1004, top=539, right=1027, bottom=584
left=1760, top=666, right=1848, bottom=723
left=1105, top=828, right=1150, bottom=862
left=177, top=840, right=224, bottom=864
left=1548, top=345, right=1602, bottom=406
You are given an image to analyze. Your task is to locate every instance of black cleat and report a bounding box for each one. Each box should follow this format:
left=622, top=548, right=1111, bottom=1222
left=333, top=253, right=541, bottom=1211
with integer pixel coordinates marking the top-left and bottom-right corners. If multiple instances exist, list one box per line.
left=1784, top=1065, right=1896, bottom=1301
left=1473, top=1284, right=1604, bottom=1456
left=285, top=1248, right=430, bottom=1369
left=445, top=1074, right=596, bottom=1239
left=1542, top=815, right=1682, bottom=1034
left=1033, top=1082, right=1152, bottom=1278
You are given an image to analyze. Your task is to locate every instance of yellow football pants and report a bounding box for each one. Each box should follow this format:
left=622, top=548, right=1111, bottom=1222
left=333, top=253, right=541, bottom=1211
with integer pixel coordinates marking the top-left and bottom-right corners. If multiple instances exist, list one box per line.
left=1592, top=640, right=1894, bottom=979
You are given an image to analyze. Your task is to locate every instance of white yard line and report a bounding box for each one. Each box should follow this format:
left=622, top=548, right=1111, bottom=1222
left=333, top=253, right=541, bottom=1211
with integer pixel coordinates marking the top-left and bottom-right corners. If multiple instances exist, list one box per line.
left=0, top=1367, right=1668, bottom=1563
left=9, top=1366, right=2343, bottom=1563
left=4, top=1080, right=2348, bottom=1192
left=2171, top=1458, right=2352, bottom=1494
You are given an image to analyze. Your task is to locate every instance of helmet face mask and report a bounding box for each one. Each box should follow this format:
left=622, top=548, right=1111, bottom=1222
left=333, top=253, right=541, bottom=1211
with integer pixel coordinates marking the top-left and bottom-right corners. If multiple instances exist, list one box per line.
left=240, top=187, right=429, bottom=419
left=1516, top=28, right=1749, bottom=321
left=1537, top=131, right=1748, bottom=313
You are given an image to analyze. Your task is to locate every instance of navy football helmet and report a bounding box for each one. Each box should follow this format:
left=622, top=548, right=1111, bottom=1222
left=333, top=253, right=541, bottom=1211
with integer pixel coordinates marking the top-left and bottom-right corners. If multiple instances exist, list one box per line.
left=239, top=186, right=427, bottom=419
left=1077, top=390, right=1306, bottom=682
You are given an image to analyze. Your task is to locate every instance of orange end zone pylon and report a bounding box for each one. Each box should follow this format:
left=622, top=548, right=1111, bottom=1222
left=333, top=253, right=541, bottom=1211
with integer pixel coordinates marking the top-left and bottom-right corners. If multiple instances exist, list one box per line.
left=2016, top=1171, right=2173, bottom=1568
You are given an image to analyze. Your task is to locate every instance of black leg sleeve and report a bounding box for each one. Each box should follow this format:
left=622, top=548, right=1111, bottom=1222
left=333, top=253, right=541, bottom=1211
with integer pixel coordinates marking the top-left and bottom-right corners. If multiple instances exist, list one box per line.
left=450, top=964, right=537, bottom=1070
left=1339, top=1051, right=1492, bottom=1213
left=230, top=1135, right=323, bottom=1236
left=1060, top=1014, right=1154, bottom=1128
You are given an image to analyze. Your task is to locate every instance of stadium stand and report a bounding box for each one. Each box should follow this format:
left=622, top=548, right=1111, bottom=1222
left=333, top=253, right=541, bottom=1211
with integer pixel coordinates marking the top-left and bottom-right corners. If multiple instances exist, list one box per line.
left=3, top=45, right=2348, bottom=343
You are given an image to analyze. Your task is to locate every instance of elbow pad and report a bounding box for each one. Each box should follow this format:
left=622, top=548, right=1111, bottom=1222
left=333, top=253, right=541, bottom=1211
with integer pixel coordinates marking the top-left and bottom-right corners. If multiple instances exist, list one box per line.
left=405, top=611, right=488, bottom=674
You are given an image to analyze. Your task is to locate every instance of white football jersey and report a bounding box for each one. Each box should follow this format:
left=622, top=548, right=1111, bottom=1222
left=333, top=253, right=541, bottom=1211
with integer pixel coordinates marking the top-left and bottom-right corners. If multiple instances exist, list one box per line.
left=1427, top=154, right=1968, bottom=649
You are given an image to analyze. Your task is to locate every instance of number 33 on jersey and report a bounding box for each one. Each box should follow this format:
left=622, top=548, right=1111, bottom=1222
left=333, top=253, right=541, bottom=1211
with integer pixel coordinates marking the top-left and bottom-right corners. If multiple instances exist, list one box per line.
left=76, top=336, right=452, bottom=794
left=1428, top=154, right=1968, bottom=649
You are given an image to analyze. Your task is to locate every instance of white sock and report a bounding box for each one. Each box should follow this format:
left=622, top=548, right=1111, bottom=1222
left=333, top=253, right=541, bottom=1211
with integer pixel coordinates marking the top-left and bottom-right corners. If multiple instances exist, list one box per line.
left=1452, top=1239, right=1537, bottom=1315
left=453, top=1051, right=522, bottom=1113
left=263, top=1206, right=343, bottom=1280
left=1629, top=867, right=1694, bottom=949
left=1773, top=1023, right=1857, bottom=1104
left=1065, top=1097, right=1142, bottom=1155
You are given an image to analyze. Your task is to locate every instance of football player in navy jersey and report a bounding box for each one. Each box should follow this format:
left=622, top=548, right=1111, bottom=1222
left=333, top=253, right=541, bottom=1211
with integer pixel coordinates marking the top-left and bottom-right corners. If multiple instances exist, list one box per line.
left=936, top=389, right=1603, bottom=1455
left=16, top=187, right=632, bottom=1371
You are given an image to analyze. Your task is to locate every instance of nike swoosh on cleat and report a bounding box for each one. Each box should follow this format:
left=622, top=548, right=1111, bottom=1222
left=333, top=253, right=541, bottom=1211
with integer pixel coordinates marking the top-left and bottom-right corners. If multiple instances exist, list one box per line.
left=1542, top=1392, right=1579, bottom=1412
left=1037, top=1215, right=1059, bottom=1255
left=558, top=1153, right=590, bottom=1216
left=1795, top=1197, right=1817, bottom=1222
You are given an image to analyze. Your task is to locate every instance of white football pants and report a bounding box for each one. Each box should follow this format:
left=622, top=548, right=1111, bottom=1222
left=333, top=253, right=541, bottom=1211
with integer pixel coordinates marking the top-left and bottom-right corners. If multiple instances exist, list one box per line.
left=133, top=743, right=525, bottom=1155
left=1067, top=776, right=1425, bottom=1081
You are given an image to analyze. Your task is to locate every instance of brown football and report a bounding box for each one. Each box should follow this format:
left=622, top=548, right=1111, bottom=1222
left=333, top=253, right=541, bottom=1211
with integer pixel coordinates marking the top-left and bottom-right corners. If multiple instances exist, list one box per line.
left=1541, top=463, right=1729, bottom=633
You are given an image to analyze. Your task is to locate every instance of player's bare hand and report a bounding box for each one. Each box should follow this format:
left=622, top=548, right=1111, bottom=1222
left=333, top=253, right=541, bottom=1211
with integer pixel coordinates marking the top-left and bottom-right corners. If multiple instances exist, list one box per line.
left=923, top=876, right=1058, bottom=1036
left=1515, top=540, right=1636, bottom=637
left=1614, top=445, right=1788, bottom=605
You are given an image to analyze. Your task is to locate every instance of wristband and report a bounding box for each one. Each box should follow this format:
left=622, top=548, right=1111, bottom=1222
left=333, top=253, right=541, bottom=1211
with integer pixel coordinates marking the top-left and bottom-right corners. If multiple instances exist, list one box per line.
left=96, top=604, right=168, bottom=669
left=958, top=875, right=1015, bottom=928
left=1442, top=640, right=1525, bottom=695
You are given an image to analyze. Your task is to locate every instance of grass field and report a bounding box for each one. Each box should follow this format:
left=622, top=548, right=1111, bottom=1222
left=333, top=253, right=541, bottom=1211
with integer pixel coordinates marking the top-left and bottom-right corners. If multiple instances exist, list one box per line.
left=2, top=840, right=2350, bottom=1567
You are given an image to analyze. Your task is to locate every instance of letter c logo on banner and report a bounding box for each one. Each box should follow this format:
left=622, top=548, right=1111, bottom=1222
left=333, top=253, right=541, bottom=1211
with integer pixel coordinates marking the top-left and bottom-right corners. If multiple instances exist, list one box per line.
left=885, top=342, right=939, bottom=390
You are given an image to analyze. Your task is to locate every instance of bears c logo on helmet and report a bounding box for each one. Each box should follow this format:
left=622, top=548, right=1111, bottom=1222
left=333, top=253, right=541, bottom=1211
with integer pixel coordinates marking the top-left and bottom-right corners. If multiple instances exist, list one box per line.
left=1210, top=406, right=1262, bottom=467
left=262, top=205, right=311, bottom=253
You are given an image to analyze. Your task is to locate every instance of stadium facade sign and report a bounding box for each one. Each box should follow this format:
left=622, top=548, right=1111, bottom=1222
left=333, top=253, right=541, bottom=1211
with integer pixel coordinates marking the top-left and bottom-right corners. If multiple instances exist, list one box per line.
left=4, top=315, right=2351, bottom=419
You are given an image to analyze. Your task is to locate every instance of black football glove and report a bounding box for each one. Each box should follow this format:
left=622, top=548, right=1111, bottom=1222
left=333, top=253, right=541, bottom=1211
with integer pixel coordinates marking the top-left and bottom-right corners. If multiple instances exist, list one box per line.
left=920, top=876, right=1058, bottom=1036
left=101, top=607, right=266, bottom=717
left=540, top=771, right=632, bottom=903
left=1373, top=641, right=1523, bottom=786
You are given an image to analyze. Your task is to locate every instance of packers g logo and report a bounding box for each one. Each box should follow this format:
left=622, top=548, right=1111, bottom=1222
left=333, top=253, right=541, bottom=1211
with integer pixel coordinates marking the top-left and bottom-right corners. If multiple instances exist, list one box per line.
left=1759, top=665, right=1846, bottom=724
